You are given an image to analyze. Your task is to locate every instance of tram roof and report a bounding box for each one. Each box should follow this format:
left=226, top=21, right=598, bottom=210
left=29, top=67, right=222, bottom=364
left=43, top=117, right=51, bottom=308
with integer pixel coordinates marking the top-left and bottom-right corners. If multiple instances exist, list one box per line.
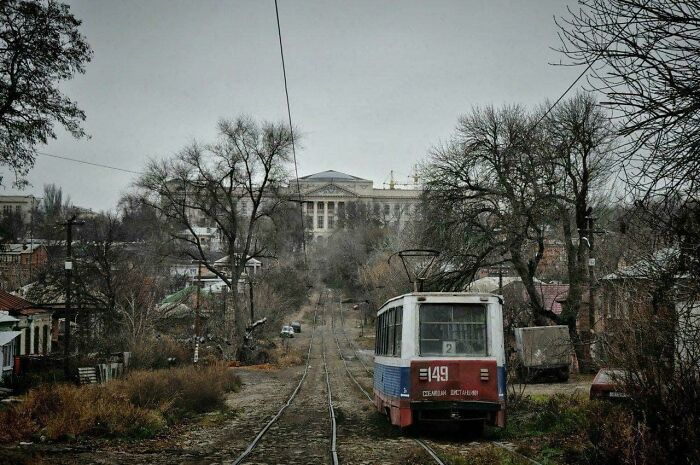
left=377, top=291, right=501, bottom=312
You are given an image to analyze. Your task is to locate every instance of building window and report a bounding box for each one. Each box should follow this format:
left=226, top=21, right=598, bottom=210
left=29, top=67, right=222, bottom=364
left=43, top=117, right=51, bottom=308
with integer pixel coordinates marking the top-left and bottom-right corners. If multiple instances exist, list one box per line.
left=383, top=204, right=390, bottom=216
left=34, top=326, right=40, bottom=354
left=327, top=202, right=335, bottom=229
left=317, top=202, right=325, bottom=229
left=394, top=204, right=401, bottom=217
left=338, top=202, right=345, bottom=219
left=43, top=325, right=49, bottom=354
left=24, top=328, right=30, bottom=354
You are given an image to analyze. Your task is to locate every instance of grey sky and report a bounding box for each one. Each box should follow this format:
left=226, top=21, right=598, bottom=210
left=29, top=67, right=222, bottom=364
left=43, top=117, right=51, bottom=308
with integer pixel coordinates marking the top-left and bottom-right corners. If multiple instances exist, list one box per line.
left=2, top=0, right=580, bottom=212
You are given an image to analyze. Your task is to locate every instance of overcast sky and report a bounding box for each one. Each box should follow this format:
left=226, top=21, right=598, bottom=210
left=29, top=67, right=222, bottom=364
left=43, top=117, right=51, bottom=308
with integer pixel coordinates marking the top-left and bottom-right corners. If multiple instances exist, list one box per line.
left=1, top=0, right=581, bottom=212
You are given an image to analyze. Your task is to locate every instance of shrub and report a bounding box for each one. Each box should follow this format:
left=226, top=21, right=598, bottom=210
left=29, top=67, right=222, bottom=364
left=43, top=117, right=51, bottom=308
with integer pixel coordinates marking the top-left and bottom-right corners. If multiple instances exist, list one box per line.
left=0, top=364, right=240, bottom=443
left=129, top=336, right=191, bottom=369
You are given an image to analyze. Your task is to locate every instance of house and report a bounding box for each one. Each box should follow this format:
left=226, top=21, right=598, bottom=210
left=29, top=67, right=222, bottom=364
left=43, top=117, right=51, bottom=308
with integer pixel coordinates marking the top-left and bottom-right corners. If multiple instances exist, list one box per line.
left=0, top=290, right=53, bottom=358
left=0, top=312, right=21, bottom=374
left=594, top=248, right=700, bottom=363
left=0, top=242, right=49, bottom=289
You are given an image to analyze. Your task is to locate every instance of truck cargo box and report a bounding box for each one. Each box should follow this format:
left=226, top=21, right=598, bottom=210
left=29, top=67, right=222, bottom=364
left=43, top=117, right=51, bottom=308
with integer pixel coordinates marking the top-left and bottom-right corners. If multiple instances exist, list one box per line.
left=514, top=325, right=572, bottom=369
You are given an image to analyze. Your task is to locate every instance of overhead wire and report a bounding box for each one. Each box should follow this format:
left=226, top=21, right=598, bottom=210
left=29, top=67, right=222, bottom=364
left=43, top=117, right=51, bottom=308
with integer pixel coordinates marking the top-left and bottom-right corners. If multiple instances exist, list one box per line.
left=274, top=0, right=307, bottom=264
left=35, top=151, right=143, bottom=175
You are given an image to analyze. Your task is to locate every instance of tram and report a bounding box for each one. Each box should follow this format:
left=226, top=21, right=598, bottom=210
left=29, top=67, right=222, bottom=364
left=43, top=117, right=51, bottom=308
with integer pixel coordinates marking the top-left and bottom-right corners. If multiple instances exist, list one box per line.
left=373, top=292, right=506, bottom=429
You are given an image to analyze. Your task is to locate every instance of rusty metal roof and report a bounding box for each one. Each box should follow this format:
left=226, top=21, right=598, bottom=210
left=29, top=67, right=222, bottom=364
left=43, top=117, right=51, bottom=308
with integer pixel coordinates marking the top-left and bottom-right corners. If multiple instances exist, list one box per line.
left=0, top=290, right=50, bottom=316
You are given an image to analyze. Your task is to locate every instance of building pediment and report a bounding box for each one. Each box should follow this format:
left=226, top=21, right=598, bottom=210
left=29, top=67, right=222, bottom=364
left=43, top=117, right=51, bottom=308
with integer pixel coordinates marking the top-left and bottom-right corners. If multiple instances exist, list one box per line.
left=303, top=183, right=358, bottom=197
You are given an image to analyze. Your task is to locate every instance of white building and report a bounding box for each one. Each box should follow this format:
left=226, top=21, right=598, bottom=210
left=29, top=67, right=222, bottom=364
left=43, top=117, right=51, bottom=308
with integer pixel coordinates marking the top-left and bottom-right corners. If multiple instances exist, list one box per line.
left=0, top=195, right=39, bottom=223
left=175, top=170, right=423, bottom=243
left=294, top=170, right=422, bottom=240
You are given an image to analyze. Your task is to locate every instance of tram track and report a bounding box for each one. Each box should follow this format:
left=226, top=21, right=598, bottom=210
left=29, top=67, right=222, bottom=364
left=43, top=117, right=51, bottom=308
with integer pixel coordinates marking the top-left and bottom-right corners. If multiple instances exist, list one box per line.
left=231, top=291, right=327, bottom=465
left=329, top=295, right=448, bottom=465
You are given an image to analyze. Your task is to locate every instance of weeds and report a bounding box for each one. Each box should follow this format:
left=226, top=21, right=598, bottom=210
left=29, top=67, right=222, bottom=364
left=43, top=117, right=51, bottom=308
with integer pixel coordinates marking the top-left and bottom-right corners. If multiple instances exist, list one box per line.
left=0, top=364, right=240, bottom=443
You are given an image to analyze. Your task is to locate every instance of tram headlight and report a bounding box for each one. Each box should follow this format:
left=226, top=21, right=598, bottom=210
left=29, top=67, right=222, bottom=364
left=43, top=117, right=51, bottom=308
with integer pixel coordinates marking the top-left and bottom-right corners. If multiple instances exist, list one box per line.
left=480, top=368, right=489, bottom=381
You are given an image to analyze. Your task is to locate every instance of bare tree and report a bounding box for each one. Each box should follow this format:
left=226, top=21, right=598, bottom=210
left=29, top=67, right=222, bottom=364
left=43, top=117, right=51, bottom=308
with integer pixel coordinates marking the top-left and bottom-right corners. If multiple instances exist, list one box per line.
left=136, top=116, right=294, bottom=341
left=556, top=0, right=700, bottom=200
left=423, top=105, right=557, bottom=321
left=540, top=93, right=618, bottom=366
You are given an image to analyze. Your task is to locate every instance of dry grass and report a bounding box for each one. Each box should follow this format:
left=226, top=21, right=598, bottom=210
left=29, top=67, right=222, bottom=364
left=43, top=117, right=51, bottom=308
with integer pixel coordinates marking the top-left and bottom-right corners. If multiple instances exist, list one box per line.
left=0, top=364, right=240, bottom=443
left=272, top=346, right=304, bottom=367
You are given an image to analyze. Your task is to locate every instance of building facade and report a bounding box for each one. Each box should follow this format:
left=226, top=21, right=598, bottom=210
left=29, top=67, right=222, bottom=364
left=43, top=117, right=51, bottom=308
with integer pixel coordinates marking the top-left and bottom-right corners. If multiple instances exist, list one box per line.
left=0, top=195, right=39, bottom=223
left=173, top=170, right=423, bottom=244
left=292, top=170, right=422, bottom=240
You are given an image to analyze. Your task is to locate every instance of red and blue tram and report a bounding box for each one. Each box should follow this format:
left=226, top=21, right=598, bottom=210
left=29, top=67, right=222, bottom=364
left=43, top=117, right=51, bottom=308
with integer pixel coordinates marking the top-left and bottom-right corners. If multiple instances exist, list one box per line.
left=373, top=292, right=506, bottom=429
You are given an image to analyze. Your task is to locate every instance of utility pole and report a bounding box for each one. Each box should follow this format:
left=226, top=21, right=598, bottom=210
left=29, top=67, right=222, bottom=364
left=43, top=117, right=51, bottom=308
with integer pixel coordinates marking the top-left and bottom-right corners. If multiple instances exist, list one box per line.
left=587, top=212, right=597, bottom=333
left=59, top=215, right=84, bottom=378
left=194, top=260, right=201, bottom=363
left=248, top=274, right=255, bottom=323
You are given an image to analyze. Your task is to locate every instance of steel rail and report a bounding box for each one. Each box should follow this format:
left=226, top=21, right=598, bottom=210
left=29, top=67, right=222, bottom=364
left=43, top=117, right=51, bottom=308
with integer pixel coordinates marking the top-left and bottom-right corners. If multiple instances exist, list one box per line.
left=330, top=300, right=447, bottom=465
left=321, top=301, right=340, bottom=465
left=331, top=315, right=372, bottom=402
left=337, top=302, right=372, bottom=375
left=230, top=292, right=323, bottom=465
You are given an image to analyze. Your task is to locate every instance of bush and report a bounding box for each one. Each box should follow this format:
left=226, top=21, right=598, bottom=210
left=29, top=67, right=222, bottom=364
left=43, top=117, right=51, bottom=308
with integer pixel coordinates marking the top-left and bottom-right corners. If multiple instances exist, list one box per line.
left=0, top=383, right=165, bottom=442
left=120, top=364, right=241, bottom=416
left=0, top=364, right=241, bottom=443
left=129, top=336, right=191, bottom=369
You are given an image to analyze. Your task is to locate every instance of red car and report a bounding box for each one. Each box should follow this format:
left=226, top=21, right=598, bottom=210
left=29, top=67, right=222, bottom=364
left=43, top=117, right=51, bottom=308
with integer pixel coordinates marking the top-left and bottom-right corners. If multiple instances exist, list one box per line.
left=590, top=368, right=629, bottom=400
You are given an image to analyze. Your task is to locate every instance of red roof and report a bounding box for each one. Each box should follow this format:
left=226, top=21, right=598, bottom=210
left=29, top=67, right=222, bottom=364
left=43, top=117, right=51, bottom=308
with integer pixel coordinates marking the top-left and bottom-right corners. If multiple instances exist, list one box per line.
left=535, top=283, right=569, bottom=315
left=0, top=290, right=48, bottom=316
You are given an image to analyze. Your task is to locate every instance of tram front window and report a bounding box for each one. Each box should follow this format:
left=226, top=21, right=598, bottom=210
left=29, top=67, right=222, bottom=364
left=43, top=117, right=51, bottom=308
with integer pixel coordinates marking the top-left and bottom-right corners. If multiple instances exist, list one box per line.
left=419, top=303, right=487, bottom=356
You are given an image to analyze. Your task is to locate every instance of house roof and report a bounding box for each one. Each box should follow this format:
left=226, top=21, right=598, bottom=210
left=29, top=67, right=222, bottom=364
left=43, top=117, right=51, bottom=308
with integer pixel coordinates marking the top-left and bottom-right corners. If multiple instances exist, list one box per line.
left=0, top=312, right=19, bottom=324
left=535, top=283, right=569, bottom=315
left=603, top=248, right=681, bottom=280
left=161, top=286, right=197, bottom=305
left=299, top=170, right=368, bottom=182
left=0, top=243, right=44, bottom=255
left=466, top=276, right=527, bottom=293
left=0, top=331, right=22, bottom=346
left=213, top=255, right=262, bottom=266
left=0, top=290, right=51, bottom=316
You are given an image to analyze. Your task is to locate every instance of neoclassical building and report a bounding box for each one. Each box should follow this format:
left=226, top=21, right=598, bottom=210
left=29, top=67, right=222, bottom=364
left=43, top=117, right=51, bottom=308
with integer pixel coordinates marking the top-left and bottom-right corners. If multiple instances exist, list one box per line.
left=172, top=170, right=423, bottom=242
left=294, top=170, right=422, bottom=239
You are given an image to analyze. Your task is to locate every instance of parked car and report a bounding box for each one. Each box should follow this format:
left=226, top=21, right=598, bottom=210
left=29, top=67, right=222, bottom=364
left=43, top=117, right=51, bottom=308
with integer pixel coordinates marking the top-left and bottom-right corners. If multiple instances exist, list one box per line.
left=590, top=368, right=629, bottom=400
left=291, top=321, right=302, bottom=333
left=280, top=326, right=295, bottom=338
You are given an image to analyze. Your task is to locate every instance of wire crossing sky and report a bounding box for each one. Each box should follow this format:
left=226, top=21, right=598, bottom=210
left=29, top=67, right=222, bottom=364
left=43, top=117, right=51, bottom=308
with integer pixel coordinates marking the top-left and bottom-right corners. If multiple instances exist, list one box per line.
left=1, top=0, right=581, bottom=211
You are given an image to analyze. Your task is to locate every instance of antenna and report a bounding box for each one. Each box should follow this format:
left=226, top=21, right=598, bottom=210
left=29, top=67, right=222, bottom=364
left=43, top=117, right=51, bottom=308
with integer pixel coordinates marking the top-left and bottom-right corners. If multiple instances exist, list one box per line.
left=388, top=249, right=440, bottom=292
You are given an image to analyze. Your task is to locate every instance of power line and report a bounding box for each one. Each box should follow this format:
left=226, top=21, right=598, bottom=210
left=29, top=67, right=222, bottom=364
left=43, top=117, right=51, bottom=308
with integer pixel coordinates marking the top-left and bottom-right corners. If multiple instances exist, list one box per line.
left=274, top=0, right=307, bottom=262
left=530, top=2, right=648, bottom=132
left=36, top=151, right=143, bottom=175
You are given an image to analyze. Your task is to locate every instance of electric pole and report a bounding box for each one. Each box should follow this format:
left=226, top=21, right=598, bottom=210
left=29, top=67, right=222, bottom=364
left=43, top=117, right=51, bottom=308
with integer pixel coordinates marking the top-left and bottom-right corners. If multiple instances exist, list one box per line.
left=59, top=215, right=84, bottom=378
left=194, top=260, right=201, bottom=363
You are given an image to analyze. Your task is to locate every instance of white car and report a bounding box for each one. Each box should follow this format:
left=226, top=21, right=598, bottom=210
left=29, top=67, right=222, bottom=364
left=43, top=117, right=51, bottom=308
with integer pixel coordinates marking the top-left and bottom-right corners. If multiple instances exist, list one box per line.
left=280, top=325, right=295, bottom=338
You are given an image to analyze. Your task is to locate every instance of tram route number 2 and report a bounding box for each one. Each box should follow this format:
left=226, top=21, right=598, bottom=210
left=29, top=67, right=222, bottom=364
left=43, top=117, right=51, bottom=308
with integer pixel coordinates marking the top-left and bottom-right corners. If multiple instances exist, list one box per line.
left=419, top=365, right=449, bottom=382
left=442, top=340, right=456, bottom=354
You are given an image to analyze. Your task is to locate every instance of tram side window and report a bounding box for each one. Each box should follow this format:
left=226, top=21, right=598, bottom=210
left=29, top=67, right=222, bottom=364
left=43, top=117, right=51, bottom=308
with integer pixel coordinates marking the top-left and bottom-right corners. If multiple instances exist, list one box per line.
left=393, top=306, right=402, bottom=356
left=376, top=306, right=403, bottom=357
left=419, top=303, right=487, bottom=356
left=386, top=310, right=395, bottom=356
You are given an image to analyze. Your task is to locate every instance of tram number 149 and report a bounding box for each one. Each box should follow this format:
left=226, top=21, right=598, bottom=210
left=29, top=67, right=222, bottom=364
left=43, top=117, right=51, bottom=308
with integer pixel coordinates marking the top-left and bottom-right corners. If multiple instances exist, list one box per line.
left=420, top=366, right=449, bottom=382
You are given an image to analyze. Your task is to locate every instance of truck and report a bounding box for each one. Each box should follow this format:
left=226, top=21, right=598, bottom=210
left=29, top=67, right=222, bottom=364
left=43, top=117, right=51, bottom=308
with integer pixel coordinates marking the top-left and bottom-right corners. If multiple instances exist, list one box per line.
left=514, top=325, right=572, bottom=382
